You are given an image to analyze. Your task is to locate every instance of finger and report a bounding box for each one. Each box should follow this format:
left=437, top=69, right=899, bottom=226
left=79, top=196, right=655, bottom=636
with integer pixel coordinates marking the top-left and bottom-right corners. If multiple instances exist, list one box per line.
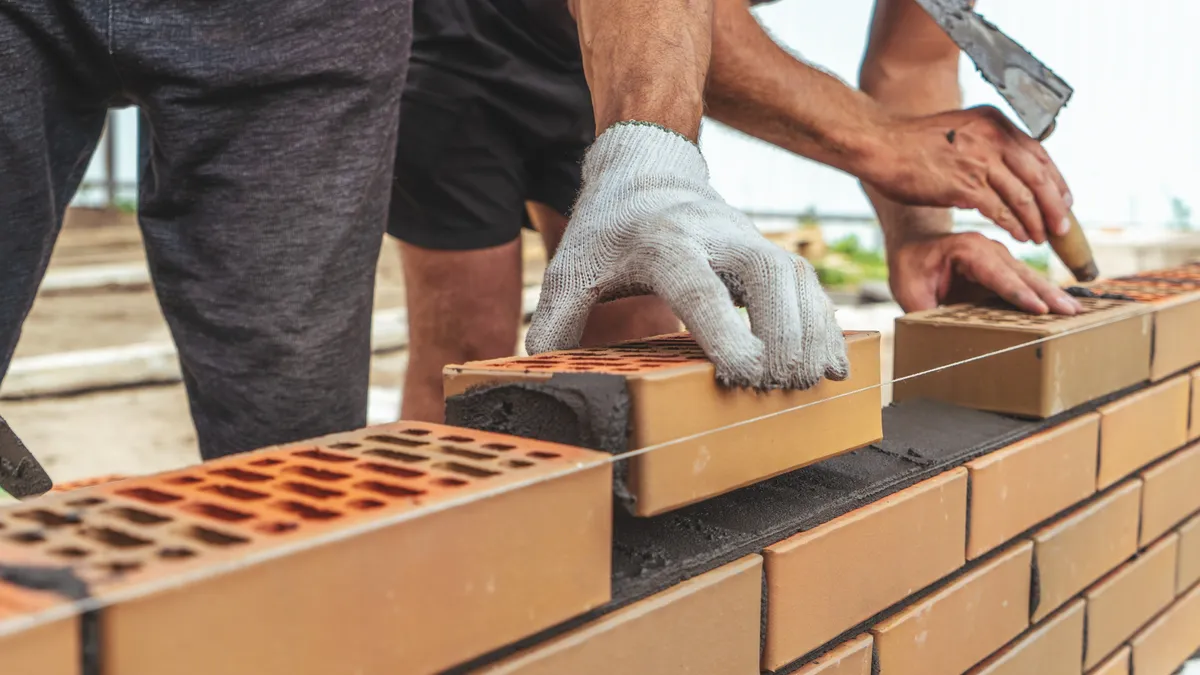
left=649, top=248, right=765, bottom=388
left=1002, top=142, right=1071, bottom=238
left=1008, top=256, right=1083, bottom=315
left=525, top=261, right=599, bottom=354
left=987, top=165, right=1047, bottom=244
left=713, top=243, right=804, bottom=389
left=1014, top=132, right=1073, bottom=208
left=952, top=244, right=1050, bottom=314
left=795, top=257, right=850, bottom=384
left=969, top=189, right=1029, bottom=243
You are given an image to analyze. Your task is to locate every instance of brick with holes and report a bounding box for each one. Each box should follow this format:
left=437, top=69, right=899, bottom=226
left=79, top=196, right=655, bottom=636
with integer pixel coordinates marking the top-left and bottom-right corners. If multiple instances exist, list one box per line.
left=0, top=422, right=613, bottom=675
left=0, top=579, right=80, bottom=675
left=893, top=296, right=1152, bottom=418
left=442, top=331, right=882, bottom=516
left=1081, top=275, right=1200, bottom=381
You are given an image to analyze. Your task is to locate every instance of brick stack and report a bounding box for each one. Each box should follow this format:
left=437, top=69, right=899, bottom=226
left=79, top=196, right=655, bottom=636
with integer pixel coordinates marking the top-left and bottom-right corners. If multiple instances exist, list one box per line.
left=3, top=263, right=1200, bottom=674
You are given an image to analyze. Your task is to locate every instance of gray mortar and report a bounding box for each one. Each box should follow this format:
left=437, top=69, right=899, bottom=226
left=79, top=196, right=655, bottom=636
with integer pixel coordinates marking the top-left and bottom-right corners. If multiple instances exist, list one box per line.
left=443, top=382, right=1151, bottom=674
left=444, top=372, right=638, bottom=509
left=0, top=415, right=52, bottom=498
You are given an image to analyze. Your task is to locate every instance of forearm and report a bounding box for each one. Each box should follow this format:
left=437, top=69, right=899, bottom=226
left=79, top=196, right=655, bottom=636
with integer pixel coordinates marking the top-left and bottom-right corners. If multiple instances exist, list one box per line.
left=858, top=0, right=962, bottom=249
left=705, top=0, right=891, bottom=178
left=571, top=0, right=712, bottom=141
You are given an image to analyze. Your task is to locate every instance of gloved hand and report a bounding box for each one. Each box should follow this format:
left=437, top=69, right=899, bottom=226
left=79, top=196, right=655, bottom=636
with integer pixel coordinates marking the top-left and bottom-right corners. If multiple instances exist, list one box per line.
left=526, top=121, right=850, bottom=390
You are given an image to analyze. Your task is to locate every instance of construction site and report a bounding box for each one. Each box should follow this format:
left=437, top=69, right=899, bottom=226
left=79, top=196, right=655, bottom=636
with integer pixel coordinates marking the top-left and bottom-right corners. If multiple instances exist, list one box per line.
left=4, top=0, right=1200, bottom=674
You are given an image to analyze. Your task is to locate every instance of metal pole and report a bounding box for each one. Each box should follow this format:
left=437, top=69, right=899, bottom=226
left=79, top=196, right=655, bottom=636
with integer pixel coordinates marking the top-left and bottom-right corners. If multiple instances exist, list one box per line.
left=104, top=111, right=117, bottom=208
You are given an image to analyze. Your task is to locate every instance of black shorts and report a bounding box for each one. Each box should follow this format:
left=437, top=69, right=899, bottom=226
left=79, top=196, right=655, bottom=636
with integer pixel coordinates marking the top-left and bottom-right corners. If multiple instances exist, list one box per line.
left=388, top=61, right=594, bottom=251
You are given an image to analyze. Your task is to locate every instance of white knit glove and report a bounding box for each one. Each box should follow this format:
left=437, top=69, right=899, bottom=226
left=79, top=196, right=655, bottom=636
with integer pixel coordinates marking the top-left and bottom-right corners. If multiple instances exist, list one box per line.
left=526, top=122, right=850, bottom=390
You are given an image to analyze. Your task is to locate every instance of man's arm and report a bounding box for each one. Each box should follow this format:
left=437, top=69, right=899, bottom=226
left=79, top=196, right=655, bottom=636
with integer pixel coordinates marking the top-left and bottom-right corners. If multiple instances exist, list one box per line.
left=704, top=0, right=1081, bottom=314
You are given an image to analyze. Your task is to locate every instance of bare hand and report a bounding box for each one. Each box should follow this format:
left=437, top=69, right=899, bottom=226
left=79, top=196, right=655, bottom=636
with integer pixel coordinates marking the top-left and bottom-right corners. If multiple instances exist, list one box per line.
left=864, top=105, right=1073, bottom=246
left=887, top=232, right=1083, bottom=315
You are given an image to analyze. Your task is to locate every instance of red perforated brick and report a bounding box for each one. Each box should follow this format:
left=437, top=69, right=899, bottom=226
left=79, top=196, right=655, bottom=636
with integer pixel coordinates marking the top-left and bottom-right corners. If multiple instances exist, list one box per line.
left=0, top=422, right=613, bottom=675
left=51, top=474, right=128, bottom=493
left=894, top=297, right=1152, bottom=418
left=1084, top=276, right=1200, bottom=380
left=446, top=331, right=883, bottom=516
left=0, top=580, right=81, bottom=675
left=1122, top=262, right=1200, bottom=284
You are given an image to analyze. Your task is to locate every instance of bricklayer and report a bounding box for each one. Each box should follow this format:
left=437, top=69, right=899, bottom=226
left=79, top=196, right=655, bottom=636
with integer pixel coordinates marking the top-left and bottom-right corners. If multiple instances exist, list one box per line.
left=893, top=296, right=1152, bottom=418
left=0, top=422, right=613, bottom=675
left=444, top=331, right=882, bottom=516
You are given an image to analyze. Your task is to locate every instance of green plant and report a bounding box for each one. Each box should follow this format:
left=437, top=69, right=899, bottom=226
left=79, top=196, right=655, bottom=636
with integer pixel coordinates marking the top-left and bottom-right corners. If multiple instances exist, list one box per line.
left=1020, top=252, right=1050, bottom=274
left=113, top=198, right=138, bottom=214
left=814, top=264, right=849, bottom=287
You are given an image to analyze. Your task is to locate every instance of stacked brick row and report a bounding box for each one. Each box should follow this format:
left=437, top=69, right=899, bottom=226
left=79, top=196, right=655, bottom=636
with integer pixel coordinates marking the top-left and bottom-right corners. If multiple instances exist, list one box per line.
left=1, top=263, right=1199, bottom=673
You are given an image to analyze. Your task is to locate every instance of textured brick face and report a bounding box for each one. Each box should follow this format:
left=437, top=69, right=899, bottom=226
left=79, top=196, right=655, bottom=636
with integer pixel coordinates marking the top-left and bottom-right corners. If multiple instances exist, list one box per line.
left=1190, top=369, right=1200, bottom=442
left=1030, top=480, right=1142, bottom=622
left=966, top=414, right=1098, bottom=559
left=791, top=634, right=873, bottom=675
left=871, top=541, right=1032, bottom=675
left=0, top=422, right=614, bottom=675
left=763, top=469, right=967, bottom=670
left=481, top=555, right=763, bottom=675
left=1083, top=534, right=1179, bottom=669
left=1131, top=582, right=1200, bottom=675
left=964, top=599, right=1085, bottom=675
left=0, top=582, right=79, bottom=675
left=1096, top=376, right=1189, bottom=489
left=1178, top=512, right=1200, bottom=596
left=1139, top=442, right=1200, bottom=546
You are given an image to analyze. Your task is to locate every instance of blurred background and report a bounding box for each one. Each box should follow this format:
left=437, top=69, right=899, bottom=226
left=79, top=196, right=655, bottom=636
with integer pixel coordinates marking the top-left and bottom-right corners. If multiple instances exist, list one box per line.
left=4, top=0, right=1199, bottom=489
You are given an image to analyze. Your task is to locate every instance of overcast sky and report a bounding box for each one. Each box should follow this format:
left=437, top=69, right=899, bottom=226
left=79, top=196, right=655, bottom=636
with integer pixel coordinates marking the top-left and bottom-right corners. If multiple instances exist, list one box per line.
left=703, top=0, right=1200, bottom=229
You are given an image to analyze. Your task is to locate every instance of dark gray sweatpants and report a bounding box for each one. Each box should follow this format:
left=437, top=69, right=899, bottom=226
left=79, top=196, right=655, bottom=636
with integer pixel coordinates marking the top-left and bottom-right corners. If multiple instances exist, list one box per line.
left=0, top=0, right=412, bottom=460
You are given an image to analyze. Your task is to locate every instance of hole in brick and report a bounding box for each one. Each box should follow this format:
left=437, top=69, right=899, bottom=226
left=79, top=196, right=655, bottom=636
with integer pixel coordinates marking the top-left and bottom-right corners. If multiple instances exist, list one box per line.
left=164, top=476, right=203, bottom=485
left=365, top=434, right=429, bottom=448
left=435, top=462, right=499, bottom=479
left=185, top=526, right=249, bottom=547
left=481, top=443, right=515, bottom=451
left=282, top=482, right=344, bottom=500
left=439, top=435, right=475, bottom=443
left=118, top=487, right=183, bottom=504
left=275, top=501, right=341, bottom=521
left=50, top=547, right=90, bottom=559
left=438, top=447, right=496, bottom=461
left=435, top=477, right=468, bottom=487
left=209, top=468, right=273, bottom=483
left=503, top=459, right=534, bottom=469
left=355, top=481, right=424, bottom=498
left=327, top=442, right=360, bottom=450
left=399, top=428, right=431, bottom=436
left=349, top=499, right=385, bottom=510
left=102, top=561, right=143, bottom=575
left=65, top=497, right=105, bottom=508
left=528, top=451, right=560, bottom=459
left=9, top=531, right=46, bottom=544
left=14, top=509, right=81, bottom=528
left=82, top=527, right=152, bottom=549
left=106, top=507, right=172, bottom=526
left=257, top=521, right=299, bottom=534
left=364, top=448, right=428, bottom=464
left=202, top=484, right=270, bottom=501
left=361, top=462, right=424, bottom=479
left=249, top=458, right=284, bottom=467
left=283, top=466, right=350, bottom=482
left=293, top=449, right=356, bottom=464
left=183, top=503, right=255, bottom=523
left=159, top=547, right=196, bottom=560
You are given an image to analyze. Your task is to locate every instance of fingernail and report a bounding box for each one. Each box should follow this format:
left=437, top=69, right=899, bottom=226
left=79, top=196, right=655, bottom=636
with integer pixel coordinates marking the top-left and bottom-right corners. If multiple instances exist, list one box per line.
left=1057, top=217, right=1072, bottom=236
left=1064, top=192, right=1074, bottom=209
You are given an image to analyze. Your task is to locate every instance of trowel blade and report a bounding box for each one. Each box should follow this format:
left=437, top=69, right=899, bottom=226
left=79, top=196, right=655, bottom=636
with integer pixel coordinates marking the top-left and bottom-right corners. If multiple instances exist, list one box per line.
left=913, top=0, right=1073, bottom=140
left=0, top=415, right=52, bottom=500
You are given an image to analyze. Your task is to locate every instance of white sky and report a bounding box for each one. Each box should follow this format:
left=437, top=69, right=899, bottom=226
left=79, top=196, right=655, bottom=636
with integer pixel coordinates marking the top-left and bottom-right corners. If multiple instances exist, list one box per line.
left=703, top=0, right=1200, bottom=228
left=91, top=1, right=1200, bottom=230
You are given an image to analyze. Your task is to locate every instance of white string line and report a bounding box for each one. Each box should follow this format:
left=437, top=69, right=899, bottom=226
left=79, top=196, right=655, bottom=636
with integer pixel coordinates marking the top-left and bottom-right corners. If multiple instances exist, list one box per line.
left=0, top=305, right=1150, bottom=639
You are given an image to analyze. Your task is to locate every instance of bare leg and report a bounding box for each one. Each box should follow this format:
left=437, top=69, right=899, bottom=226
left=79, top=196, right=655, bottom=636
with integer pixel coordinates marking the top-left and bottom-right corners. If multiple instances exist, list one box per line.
left=398, top=240, right=523, bottom=422
left=571, top=0, right=713, bottom=140
left=529, top=202, right=680, bottom=344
